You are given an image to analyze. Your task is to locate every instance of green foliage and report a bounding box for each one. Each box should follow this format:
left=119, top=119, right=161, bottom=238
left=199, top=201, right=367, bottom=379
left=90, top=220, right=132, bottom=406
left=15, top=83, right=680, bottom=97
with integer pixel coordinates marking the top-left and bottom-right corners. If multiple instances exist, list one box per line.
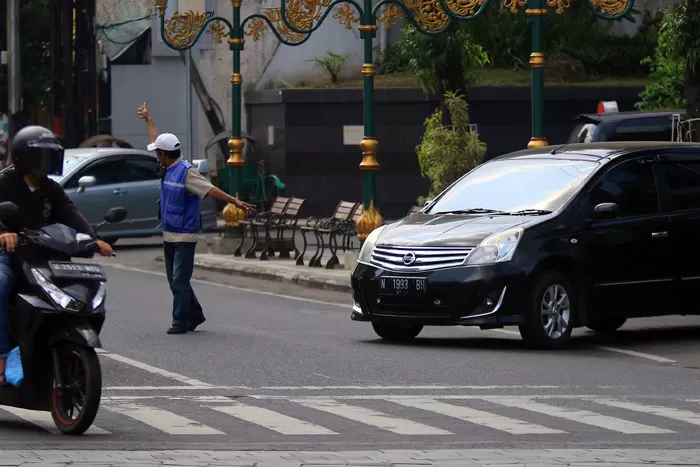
left=306, top=51, right=351, bottom=84
left=416, top=91, right=487, bottom=202
left=668, top=0, right=700, bottom=68
left=396, top=23, right=489, bottom=95
left=636, top=8, right=686, bottom=111
left=375, top=45, right=410, bottom=75
left=20, top=0, right=52, bottom=116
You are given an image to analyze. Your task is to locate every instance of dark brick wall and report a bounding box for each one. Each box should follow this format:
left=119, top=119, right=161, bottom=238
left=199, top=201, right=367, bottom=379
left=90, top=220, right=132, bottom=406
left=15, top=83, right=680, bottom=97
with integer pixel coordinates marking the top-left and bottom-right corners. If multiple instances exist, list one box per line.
left=244, top=86, right=644, bottom=219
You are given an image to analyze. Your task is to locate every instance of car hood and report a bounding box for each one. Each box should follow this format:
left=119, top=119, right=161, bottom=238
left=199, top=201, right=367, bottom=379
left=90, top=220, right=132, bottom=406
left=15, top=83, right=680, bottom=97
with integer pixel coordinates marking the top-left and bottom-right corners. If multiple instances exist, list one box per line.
left=376, top=213, right=536, bottom=247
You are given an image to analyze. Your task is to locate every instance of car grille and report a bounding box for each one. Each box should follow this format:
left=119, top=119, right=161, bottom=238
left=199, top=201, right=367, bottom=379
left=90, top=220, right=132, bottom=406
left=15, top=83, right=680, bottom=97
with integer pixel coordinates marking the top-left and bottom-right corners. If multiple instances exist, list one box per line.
left=370, top=245, right=474, bottom=272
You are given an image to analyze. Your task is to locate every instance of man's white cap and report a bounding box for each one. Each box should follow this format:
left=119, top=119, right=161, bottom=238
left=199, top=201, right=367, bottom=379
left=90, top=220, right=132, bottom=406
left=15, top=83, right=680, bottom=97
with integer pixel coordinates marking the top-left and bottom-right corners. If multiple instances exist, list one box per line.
left=147, top=133, right=181, bottom=152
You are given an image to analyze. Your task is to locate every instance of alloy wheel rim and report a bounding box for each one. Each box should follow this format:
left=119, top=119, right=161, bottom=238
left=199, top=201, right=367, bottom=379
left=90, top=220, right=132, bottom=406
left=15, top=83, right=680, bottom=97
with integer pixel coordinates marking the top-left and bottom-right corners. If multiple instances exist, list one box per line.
left=540, top=284, right=571, bottom=339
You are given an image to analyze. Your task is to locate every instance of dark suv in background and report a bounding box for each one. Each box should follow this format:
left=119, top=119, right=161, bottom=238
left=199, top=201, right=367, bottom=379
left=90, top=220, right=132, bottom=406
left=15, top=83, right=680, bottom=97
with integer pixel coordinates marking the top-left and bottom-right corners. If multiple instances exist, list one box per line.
left=569, top=107, right=685, bottom=144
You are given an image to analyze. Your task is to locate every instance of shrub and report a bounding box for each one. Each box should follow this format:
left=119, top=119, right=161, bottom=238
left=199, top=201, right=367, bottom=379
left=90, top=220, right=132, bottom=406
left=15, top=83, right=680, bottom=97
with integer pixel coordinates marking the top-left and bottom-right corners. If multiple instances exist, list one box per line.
left=416, top=91, right=487, bottom=203
left=306, top=51, right=351, bottom=84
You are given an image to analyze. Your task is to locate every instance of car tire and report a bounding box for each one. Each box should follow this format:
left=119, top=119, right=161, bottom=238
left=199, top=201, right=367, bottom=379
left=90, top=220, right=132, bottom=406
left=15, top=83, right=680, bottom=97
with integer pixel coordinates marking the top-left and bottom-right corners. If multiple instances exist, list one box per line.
left=372, top=322, right=423, bottom=342
left=586, top=316, right=627, bottom=334
left=519, top=271, right=575, bottom=349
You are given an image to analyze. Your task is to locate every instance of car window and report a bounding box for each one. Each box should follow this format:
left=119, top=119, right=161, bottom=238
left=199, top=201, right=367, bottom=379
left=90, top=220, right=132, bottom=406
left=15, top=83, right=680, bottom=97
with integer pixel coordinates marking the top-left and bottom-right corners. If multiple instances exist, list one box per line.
left=661, top=161, right=700, bottom=211
left=126, top=155, right=159, bottom=181
left=568, top=123, right=598, bottom=143
left=426, top=158, right=598, bottom=214
left=610, top=118, right=672, bottom=142
left=589, top=160, right=658, bottom=217
left=66, top=158, right=129, bottom=188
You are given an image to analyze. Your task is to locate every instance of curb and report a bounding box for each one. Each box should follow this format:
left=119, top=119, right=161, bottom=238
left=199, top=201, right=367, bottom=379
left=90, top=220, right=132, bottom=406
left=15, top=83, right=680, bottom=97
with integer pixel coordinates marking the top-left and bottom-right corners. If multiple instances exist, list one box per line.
left=155, top=255, right=353, bottom=293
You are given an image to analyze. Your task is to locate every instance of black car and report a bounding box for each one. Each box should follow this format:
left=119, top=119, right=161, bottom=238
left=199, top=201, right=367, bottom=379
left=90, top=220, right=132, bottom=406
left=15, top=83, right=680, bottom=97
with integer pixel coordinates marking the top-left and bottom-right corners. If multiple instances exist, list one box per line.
left=569, top=109, right=685, bottom=143
left=351, top=142, right=700, bottom=349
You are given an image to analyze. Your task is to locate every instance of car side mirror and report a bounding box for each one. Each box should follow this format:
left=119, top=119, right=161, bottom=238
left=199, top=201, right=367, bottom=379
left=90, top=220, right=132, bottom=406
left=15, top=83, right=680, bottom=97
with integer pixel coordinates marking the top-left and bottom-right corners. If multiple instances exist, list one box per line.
left=593, top=202, right=620, bottom=219
left=104, top=207, right=128, bottom=224
left=0, top=202, right=18, bottom=221
left=77, top=175, right=97, bottom=193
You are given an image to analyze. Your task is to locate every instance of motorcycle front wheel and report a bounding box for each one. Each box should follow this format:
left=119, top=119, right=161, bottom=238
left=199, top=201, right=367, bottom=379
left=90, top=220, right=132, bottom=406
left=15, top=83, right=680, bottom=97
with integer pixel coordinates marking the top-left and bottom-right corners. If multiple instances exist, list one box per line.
left=50, top=344, right=102, bottom=435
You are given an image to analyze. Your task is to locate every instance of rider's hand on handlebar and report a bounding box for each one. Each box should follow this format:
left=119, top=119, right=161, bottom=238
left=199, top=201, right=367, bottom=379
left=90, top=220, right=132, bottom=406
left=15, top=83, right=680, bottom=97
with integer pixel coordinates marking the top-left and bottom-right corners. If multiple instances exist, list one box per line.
left=96, top=240, right=113, bottom=257
left=0, top=233, right=18, bottom=252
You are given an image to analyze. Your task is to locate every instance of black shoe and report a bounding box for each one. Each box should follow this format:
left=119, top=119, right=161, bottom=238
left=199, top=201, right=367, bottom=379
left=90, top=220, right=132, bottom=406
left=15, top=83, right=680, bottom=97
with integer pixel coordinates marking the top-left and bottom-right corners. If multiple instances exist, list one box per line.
left=167, top=324, right=187, bottom=335
left=186, top=318, right=206, bottom=332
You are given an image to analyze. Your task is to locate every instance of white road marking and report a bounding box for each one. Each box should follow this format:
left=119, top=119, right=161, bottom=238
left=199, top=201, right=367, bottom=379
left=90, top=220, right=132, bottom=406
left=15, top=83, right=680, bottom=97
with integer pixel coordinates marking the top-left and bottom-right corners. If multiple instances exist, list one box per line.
left=593, top=346, right=677, bottom=364
left=102, top=403, right=224, bottom=435
left=488, top=329, right=678, bottom=364
left=291, top=398, right=452, bottom=435
left=0, top=406, right=110, bottom=435
left=488, top=397, right=673, bottom=434
left=207, top=402, right=337, bottom=435
left=105, top=263, right=351, bottom=309
left=588, top=398, right=700, bottom=426
left=388, top=397, right=563, bottom=435
left=103, top=384, right=564, bottom=391
left=98, top=350, right=212, bottom=387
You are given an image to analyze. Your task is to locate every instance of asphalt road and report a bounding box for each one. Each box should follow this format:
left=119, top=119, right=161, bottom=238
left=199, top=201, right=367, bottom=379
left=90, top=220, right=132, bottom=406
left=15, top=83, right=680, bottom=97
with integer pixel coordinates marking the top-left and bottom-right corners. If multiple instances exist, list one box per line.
left=3, top=237, right=700, bottom=452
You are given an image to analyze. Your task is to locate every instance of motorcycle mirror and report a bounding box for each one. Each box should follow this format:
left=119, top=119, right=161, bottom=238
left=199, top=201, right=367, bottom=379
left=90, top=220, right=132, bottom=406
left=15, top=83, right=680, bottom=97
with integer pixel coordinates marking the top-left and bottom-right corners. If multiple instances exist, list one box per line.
left=0, top=201, right=19, bottom=220
left=104, top=207, right=128, bottom=224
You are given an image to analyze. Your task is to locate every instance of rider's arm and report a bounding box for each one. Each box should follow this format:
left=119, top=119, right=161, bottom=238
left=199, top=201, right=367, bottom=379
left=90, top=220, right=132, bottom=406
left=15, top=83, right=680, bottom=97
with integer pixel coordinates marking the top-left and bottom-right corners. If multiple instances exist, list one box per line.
left=46, top=180, right=95, bottom=236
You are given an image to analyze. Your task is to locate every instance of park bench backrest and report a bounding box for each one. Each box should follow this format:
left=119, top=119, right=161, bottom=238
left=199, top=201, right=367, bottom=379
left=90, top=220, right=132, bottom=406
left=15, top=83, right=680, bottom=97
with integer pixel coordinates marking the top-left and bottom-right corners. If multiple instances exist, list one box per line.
left=333, top=201, right=359, bottom=221
left=285, top=197, right=306, bottom=217
left=270, top=197, right=291, bottom=214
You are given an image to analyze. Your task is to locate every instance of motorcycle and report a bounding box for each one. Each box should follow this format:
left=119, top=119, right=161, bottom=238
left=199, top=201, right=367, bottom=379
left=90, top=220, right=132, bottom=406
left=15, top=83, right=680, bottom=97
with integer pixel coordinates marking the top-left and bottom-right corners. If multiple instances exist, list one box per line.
left=0, top=202, right=128, bottom=435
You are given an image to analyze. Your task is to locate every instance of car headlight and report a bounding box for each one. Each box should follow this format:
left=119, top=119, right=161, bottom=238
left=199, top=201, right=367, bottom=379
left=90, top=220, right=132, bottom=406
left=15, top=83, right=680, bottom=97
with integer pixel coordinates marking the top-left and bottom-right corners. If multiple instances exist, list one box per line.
left=465, top=227, right=524, bottom=266
left=31, top=268, right=82, bottom=312
left=92, top=282, right=106, bottom=309
left=358, top=225, right=386, bottom=263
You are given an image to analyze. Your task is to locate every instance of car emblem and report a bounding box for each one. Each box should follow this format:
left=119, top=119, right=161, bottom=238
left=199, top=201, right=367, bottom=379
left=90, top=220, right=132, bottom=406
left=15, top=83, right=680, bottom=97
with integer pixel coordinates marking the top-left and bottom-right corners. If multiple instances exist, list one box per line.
left=402, top=252, right=417, bottom=265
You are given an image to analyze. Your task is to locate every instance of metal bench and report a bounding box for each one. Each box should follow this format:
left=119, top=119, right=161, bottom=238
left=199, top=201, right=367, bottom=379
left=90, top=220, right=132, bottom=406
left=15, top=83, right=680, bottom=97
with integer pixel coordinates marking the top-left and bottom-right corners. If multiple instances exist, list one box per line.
left=297, top=201, right=360, bottom=268
left=262, top=197, right=306, bottom=261
left=234, top=196, right=291, bottom=259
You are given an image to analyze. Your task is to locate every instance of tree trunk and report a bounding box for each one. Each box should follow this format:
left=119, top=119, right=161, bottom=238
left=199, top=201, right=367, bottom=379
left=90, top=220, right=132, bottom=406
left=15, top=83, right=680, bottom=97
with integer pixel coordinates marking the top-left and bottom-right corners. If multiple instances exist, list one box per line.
left=685, top=63, right=700, bottom=141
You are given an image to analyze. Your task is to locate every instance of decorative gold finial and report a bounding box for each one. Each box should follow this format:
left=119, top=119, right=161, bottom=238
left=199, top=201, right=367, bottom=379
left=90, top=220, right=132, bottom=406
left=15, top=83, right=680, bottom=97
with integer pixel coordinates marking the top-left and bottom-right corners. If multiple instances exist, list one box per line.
left=156, top=0, right=168, bottom=17
left=528, top=137, right=549, bottom=149
left=356, top=201, right=384, bottom=242
left=359, top=137, right=379, bottom=169
left=227, top=137, right=245, bottom=166
left=223, top=193, right=247, bottom=228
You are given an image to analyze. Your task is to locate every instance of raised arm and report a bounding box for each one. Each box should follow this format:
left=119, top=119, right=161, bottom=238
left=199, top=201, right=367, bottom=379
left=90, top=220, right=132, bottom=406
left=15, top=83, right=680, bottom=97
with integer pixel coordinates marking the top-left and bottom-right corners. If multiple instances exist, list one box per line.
left=137, top=103, right=158, bottom=143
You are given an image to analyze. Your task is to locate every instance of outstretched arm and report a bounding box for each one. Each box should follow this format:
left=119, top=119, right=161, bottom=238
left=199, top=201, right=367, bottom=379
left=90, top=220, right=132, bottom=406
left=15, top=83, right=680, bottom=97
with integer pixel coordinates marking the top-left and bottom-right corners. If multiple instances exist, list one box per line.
left=137, top=103, right=158, bottom=142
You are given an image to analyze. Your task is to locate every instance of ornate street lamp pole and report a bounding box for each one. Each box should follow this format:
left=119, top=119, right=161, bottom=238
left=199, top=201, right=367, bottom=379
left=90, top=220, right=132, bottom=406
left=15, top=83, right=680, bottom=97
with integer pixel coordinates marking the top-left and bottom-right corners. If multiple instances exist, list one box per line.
left=155, top=0, right=634, bottom=242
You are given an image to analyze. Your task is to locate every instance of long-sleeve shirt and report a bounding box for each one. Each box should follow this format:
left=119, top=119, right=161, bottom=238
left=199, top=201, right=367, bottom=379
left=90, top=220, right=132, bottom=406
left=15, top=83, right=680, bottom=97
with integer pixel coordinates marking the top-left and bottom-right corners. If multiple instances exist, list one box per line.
left=0, top=167, right=93, bottom=236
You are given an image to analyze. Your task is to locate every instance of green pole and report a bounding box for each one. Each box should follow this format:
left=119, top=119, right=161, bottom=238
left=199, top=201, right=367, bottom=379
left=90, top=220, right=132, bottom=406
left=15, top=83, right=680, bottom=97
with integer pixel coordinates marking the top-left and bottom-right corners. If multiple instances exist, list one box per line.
left=224, top=0, right=246, bottom=238
left=356, top=2, right=383, bottom=241
left=526, top=0, right=548, bottom=149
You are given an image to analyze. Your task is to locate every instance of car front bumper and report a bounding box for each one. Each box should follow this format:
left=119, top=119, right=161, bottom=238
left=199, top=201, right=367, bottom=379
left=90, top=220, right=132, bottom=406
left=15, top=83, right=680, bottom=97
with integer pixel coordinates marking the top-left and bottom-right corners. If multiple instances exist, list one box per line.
left=350, top=262, right=529, bottom=327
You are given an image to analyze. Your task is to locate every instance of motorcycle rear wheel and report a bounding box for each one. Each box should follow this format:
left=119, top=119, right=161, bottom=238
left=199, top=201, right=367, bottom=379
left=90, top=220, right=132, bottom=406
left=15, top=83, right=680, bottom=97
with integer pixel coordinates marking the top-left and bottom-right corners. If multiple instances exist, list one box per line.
left=50, top=344, right=102, bottom=435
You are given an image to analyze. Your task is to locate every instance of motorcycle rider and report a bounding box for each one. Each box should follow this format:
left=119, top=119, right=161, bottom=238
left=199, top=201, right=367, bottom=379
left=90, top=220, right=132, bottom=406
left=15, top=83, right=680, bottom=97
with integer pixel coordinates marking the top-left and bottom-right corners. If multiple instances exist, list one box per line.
left=0, top=126, right=113, bottom=385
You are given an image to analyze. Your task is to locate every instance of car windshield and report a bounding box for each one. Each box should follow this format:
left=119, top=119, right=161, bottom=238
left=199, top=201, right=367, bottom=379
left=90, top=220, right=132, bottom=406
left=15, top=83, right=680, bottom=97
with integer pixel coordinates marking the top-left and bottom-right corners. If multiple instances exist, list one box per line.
left=47, top=156, right=85, bottom=181
left=427, top=158, right=599, bottom=215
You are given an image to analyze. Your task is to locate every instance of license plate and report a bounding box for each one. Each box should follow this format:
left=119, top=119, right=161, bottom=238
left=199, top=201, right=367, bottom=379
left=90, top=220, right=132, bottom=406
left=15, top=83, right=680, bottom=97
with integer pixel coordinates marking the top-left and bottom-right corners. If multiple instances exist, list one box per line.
left=49, top=261, right=105, bottom=280
left=378, top=276, right=427, bottom=297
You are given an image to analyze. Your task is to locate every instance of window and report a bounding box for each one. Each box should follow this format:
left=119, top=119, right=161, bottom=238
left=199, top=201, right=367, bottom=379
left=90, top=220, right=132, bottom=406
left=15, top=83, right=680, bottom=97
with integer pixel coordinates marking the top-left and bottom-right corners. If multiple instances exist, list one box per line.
left=67, top=158, right=129, bottom=188
left=126, top=155, right=159, bottom=181
left=661, top=161, right=700, bottom=211
left=589, top=160, right=658, bottom=217
left=610, top=118, right=673, bottom=142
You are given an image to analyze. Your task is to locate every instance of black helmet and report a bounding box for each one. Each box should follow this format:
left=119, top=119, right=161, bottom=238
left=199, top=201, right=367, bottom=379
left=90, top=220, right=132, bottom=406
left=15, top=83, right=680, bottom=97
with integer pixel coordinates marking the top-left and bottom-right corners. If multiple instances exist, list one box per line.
left=11, top=125, right=65, bottom=176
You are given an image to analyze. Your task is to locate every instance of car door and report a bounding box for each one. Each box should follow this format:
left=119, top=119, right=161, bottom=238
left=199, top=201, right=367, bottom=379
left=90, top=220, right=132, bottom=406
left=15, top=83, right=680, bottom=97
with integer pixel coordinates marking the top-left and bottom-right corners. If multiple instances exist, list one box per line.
left=122, top=154, right=162, bottom=235
left=578, top=156, right=675, bottom=317
left=655, top=153, right=700, bottom=313
left=64, top=156, right=131, bottom=237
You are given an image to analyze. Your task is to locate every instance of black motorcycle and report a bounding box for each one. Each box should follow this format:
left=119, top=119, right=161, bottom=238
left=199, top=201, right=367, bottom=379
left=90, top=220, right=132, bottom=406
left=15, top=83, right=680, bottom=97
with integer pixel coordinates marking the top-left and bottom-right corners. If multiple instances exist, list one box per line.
left=0, top=202, right=127, bottom=435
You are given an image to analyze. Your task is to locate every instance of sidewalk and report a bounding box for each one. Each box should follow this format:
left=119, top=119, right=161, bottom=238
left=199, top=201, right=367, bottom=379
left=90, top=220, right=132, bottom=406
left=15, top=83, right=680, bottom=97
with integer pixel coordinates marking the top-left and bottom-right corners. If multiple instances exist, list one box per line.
left=156, top=231, right=355, bottom=293
left=3, top=449, right=700, bottom=466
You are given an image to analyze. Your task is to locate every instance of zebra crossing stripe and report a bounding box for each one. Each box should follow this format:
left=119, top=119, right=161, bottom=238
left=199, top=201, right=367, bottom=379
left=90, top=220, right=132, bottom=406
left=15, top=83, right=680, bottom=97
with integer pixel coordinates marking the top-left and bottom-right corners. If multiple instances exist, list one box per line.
left=0, top=406, right=110, bottom=435
left=206, top=402, right=337, bottom=435
left=102, top=403, right=224, bottom=435
left=588, top=398, right=700, bottom=426
left=291, top=398, right=452, bottom=435
left=387, top=398, right=564, bottom=435
left=488, top=397, right=674, bottom=434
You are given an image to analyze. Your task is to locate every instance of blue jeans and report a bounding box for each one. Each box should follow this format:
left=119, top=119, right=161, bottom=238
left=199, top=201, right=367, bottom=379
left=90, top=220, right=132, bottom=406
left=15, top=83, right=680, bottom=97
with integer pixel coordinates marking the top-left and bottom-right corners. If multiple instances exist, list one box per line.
left=0, top=253, right=14, bottom=358
left=163, top=242, right=204, bottom=327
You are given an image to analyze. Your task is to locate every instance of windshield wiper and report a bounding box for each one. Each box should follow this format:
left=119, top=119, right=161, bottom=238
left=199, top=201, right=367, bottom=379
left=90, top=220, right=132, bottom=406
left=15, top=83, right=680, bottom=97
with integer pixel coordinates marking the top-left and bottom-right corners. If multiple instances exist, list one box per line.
left=432, top=208, right=507, bottom=215
left=507, top=209, right=553, bottom=216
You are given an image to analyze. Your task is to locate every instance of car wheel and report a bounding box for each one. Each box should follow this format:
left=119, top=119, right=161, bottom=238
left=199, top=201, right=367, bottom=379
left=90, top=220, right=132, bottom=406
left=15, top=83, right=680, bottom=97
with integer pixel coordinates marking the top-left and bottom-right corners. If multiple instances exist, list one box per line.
left=586, top=316, right=627, bottom=334
left=372, top=322, right=423, bottom=342
left=519, top=271, right=575, bottom=349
